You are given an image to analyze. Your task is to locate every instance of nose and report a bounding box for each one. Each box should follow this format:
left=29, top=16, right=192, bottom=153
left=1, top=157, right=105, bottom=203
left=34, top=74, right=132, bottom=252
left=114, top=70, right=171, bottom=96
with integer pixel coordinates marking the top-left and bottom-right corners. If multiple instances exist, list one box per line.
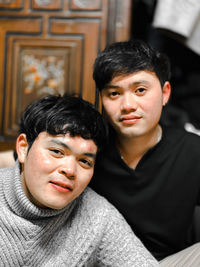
left=121, top=92, right=137, bottom=113
left=58, top=157, right=76, bottom=180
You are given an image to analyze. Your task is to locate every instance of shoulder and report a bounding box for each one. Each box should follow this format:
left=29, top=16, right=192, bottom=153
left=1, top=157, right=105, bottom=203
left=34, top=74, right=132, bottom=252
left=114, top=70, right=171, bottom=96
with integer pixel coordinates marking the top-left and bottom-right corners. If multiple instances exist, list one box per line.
left=73, top=187, right=135, bottom=244
left=80, top=189, right=159, bottom=266
left=0, top=165, right=16, bottom=197
left=0, top=165, right=15, bottom=178
left=163, top=126, right=200, bottom=147
left=0, top=163, right=21, bottom=191
left=80, top=187, right=127, bottom=223
left=81, top=187, right=119, bottom=212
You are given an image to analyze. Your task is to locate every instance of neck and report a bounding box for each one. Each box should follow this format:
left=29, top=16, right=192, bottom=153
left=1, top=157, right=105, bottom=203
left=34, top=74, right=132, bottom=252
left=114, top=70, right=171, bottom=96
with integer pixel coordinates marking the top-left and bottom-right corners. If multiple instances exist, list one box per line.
left=117, top=125, right=162, bottom=169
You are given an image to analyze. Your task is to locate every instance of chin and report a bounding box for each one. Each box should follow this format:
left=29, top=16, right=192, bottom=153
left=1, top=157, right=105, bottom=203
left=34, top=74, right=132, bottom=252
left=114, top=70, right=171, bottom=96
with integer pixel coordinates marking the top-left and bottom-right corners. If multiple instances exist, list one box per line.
left=120, top=128, right=142, bottom=137
left=47, top=204, right=67, bottom=210
left=43, top=201, right=70, bottom=210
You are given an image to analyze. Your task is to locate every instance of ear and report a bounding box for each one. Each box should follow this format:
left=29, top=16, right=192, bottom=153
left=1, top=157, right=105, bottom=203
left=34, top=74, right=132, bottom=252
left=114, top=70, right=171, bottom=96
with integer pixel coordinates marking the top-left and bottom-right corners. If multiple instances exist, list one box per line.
left=16, top=134, right=29, bottom=164
left=162, top=81, right=171, bottom=106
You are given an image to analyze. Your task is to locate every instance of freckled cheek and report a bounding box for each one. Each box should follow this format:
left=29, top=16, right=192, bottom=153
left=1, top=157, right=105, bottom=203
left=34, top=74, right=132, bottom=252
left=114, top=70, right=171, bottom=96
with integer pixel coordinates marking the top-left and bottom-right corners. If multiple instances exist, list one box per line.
left=103, top=101, right=118, bottom=116
left=104, top=106, right=118, bottom=121
left=27, top=153, right=54, bottom=173
left=143, top=102, right=163, bottom=121
left=142, top=96, right=162, bottom=111
left=77, top=168, right=94, bottom=189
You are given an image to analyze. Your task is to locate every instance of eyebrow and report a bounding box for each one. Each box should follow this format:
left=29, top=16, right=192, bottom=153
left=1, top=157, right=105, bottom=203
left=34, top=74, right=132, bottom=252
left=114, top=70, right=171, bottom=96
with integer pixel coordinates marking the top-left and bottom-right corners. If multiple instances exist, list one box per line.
left=48, top=139, right=96, bottom=159
left=104, top=84, right=119, bottom=89
left=104, top=80, right=150, bottom=89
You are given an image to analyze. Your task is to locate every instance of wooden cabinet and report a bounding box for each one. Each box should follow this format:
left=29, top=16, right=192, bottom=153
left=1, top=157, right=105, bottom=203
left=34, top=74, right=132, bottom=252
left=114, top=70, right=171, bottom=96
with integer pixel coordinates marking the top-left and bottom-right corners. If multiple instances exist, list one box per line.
left=0, top=0, right=132, bottom=150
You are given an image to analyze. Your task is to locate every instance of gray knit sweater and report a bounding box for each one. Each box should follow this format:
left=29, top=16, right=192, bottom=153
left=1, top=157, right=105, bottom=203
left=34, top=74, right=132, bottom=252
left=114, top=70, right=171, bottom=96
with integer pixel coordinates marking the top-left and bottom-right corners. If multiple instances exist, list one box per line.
left=0, top=163, right=158, bottom=267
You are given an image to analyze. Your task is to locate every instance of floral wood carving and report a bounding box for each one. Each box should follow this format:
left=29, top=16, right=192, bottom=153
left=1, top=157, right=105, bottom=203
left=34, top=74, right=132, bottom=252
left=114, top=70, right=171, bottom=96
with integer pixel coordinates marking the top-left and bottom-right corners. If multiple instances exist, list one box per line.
left=34, top=0, right=54, bottom=6
left=73, top=0, right=98, bottom=8
left=22, top=54, right=65, bottom=96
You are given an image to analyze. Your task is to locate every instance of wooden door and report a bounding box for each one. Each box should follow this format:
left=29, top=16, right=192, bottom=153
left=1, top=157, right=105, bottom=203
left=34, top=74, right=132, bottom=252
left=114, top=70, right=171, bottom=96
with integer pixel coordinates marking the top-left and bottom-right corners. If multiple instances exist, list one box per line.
left=0, top=0, right=132, bottom=150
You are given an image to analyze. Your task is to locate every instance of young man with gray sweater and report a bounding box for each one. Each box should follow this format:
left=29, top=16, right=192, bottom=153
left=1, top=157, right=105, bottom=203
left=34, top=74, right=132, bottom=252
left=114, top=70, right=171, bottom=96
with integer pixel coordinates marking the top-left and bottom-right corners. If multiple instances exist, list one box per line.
left=0, top=94, right=158, bottom=266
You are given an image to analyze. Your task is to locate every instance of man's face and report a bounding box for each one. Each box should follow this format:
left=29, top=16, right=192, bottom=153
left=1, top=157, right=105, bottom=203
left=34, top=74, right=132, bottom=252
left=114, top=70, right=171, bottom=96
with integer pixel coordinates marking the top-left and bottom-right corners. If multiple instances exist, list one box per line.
left=101, top=70, right=171, bottom=139
left=17, top=132, right=97, bottom=210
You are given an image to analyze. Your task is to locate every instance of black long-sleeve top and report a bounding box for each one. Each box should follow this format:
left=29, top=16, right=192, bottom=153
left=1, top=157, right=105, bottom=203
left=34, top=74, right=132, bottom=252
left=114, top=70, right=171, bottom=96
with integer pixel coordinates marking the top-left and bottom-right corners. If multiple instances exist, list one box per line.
left=90, top=126, right=200, bottom=260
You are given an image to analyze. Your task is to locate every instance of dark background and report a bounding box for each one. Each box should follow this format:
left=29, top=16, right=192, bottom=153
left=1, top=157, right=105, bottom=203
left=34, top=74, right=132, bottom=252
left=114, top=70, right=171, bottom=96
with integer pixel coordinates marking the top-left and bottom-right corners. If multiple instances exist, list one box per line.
left=131, top=0, right=200, bottom=130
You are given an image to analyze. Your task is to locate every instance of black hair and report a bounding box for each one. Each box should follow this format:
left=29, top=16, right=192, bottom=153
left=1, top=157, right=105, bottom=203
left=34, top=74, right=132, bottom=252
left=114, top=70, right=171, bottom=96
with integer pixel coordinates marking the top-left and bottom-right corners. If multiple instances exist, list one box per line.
left=93, top=39, right=171, bottom=91
left=19, top=94, right=108, bottom=151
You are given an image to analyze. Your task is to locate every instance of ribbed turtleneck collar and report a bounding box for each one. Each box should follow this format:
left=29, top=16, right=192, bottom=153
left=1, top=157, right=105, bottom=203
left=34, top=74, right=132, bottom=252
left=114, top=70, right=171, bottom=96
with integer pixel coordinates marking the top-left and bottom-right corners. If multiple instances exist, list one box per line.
left=3, top=161, right=77, bottom=220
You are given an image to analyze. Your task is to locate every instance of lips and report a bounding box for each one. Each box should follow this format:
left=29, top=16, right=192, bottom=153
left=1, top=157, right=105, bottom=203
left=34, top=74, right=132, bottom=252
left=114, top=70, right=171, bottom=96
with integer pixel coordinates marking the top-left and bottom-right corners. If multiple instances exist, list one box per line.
left=120, top=115, right=141, bottom=124
left=50, top=180, right=73, bottom=192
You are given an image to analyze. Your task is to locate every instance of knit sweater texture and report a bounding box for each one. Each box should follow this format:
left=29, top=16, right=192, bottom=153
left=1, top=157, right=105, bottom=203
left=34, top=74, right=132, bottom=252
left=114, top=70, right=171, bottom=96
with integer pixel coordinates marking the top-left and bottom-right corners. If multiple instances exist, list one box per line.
left=0, top=162, right=158, bottom=267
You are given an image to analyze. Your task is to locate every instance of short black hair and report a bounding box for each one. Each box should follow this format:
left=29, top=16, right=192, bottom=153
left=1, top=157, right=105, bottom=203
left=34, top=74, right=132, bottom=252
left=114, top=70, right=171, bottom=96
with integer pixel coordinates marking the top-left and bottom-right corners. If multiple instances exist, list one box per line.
left=19, top=94, right=108, bottom=151
left=93, top=39, right=171, bottom=91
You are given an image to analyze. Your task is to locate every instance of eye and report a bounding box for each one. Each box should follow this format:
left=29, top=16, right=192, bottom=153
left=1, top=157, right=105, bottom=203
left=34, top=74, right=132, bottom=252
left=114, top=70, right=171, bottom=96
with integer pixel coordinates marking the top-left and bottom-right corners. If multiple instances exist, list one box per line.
left=79, top=158, right=94, bottom=169
left=135, top=87, right=146, bottom=95
left=49, top=148, right=64, bottom=157
left=108, top=90, right=120, bottom=99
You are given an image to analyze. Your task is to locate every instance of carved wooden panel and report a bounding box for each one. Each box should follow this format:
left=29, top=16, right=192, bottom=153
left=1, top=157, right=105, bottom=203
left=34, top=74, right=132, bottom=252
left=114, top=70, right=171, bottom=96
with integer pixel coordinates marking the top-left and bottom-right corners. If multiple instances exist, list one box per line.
left=0, top=0, right=22, bottom=9
left=70, top=0, right=101, bottom=10
left=32, top=0, right=61, bottom=10
left=0, top=0, right=132, bottom=149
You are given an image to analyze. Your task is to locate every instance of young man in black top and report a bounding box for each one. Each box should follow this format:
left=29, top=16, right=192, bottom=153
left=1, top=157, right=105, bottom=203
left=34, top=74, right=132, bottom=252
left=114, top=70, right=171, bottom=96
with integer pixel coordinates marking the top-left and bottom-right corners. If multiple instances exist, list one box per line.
left=90, top=39, right=200, bottom=266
